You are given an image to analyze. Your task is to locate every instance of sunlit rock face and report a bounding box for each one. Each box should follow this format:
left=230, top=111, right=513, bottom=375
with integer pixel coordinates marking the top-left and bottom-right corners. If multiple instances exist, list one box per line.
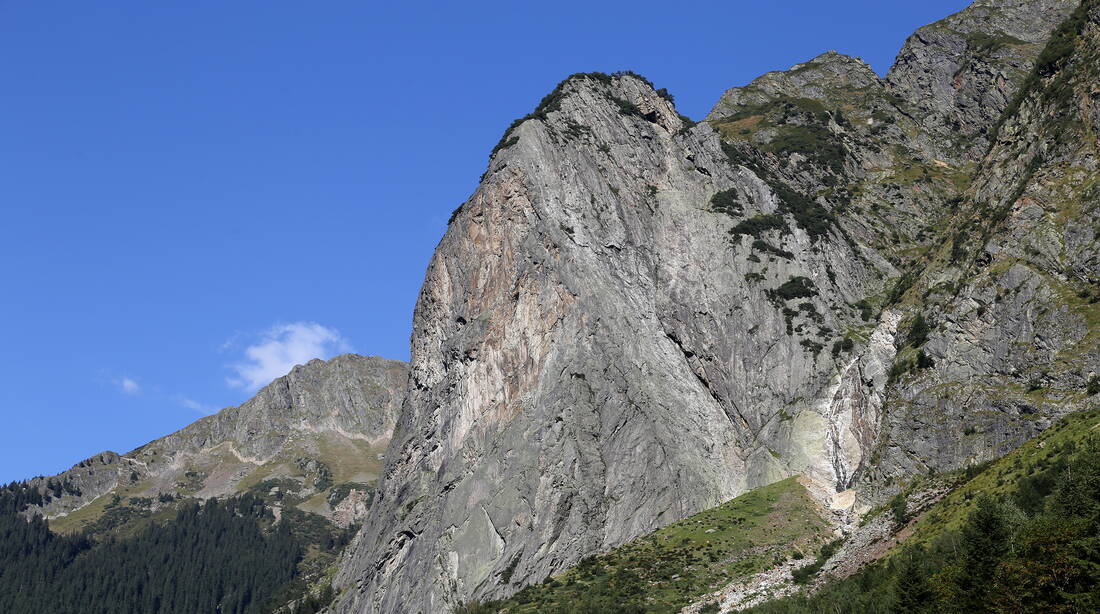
left=333, top=1, right=1098, bottom=611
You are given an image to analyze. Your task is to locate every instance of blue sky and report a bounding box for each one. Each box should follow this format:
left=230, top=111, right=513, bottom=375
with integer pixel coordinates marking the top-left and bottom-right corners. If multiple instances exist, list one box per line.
left=0, top=0, right=971, bottom=483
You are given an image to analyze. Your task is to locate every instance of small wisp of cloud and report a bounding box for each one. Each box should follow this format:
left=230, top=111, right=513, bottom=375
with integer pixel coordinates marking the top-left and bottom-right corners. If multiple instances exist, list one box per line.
left=116, top=377, right=141, bottom=395
left=178, top=396, right=216, bottom=415
left=227, top=322, right=351, bottom=392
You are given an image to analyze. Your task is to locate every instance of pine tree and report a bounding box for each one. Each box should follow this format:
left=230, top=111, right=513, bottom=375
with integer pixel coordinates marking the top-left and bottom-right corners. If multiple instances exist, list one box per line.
left=964, top=497, right=1012, bottom=587
left=1049, top=439, right=1100, bottom=522
left=894, top=546, right=933, bottom=612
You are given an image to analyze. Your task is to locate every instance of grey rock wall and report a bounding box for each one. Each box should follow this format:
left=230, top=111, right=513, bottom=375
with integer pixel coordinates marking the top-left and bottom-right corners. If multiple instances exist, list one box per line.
left=886, top=0, right=1078, bottom=162
left=333, top=2, right=1097, bottom=612
left=335, top=72, right=899, bottom=613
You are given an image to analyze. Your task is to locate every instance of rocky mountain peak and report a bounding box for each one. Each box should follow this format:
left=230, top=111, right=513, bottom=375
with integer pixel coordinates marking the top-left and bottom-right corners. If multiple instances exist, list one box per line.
left=930, top=0, right=1080, bottom=41
left=331, top=2, right=1099, bottom=612
left=336, top=57, right=899, bottom=609
left=473, top=71, right=686, bottom=185
left=885, top=0, right=1079, bottom=162
left=707, top=51, right=880, bottom=121
left=8, top=1, right=1099, bottom=612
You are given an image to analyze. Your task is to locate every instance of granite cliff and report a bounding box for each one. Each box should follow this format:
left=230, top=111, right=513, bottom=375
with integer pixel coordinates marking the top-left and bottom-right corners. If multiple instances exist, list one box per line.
left=332, top=0, right=1098, bottom=612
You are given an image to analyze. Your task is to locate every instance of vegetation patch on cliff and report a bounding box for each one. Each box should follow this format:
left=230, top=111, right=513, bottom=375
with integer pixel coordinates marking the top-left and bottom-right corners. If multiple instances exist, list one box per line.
left=712, top=97, right=848, bottom=177
left=720, top=142, right=835, bottom=241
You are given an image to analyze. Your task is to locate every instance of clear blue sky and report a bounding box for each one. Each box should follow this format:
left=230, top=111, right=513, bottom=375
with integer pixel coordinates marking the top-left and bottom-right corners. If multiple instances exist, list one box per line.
left=0, top=0, right=971, bottom=483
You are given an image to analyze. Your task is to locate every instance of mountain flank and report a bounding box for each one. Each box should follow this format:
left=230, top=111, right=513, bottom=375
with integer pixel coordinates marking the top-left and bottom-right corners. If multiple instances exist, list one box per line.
left=333, top=1, right=1098, bottom=612
left=24, top=354, right=407, bottom=534
left=2, top=1, right=1098, bottom=613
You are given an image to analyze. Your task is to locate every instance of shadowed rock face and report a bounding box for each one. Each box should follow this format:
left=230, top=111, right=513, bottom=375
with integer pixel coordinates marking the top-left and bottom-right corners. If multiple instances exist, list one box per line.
left=331, top=1, right=1098, bottom=611
left=28, top=354, right=407, bottom=526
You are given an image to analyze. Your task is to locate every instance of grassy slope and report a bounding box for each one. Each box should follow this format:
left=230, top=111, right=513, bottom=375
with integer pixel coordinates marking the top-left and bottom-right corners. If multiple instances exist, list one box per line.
left=489, top=477, right=833, bottom=614
left=735, top=406, right=1100, bottom=614
left=906, top=406, right=1100, bottom=546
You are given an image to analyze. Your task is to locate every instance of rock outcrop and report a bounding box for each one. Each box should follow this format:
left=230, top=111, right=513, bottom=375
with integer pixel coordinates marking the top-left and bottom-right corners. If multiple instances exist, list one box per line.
left=873, top=0, right=1100, bottom=484
left=886, top=0, right=1079, bottom=162
left=333, top=1, right=1098, bottom=612
left=337, top=72, right=893, bottom=613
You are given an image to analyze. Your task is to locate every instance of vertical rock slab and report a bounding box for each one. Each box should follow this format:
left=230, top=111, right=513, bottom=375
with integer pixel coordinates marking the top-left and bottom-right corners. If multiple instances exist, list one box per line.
left=336, top=74, right=886, bottom=613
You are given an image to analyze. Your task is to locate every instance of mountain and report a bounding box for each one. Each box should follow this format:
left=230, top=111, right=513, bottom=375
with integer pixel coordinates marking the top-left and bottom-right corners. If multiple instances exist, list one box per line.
left=5, top=0, right=1099, bottom=612
left=869, top=0, right=1100, bottom=497
left=22, top=353, right=407, bottom=534
left=886, top=0, right=1080, bottom=162
left=331, top=1, right=1098, bottom=612
left=0, top=353, right=407, bottom=613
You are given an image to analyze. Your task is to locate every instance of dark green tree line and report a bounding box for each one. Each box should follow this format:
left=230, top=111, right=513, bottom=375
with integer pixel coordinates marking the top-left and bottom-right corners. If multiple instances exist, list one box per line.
left=0, top=491, right=302, bottom=614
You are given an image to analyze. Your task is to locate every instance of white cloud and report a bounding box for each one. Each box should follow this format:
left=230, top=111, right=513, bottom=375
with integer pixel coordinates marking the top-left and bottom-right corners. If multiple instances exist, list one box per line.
left=116, top=377, right=141, bottom=395
left=227, top=322, right=351, bottom=392
left=179, top=396, right=216, bottom=415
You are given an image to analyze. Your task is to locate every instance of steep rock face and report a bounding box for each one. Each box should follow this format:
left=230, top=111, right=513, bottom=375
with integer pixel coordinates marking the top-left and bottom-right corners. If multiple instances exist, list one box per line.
left=336, top=74, right=893, bottom=613
left=334, top=1, right=1098, bottom=611
left=872, top=0, right=1100, bottom=482
left=30, top=354, right=407, bottom=528
left=886, top=0, right=1078, bottom=162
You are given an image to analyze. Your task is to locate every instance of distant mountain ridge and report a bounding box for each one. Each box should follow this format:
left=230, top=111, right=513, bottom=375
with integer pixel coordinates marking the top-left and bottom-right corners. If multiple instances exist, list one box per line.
left=21, top=353, right=407, bottom=532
